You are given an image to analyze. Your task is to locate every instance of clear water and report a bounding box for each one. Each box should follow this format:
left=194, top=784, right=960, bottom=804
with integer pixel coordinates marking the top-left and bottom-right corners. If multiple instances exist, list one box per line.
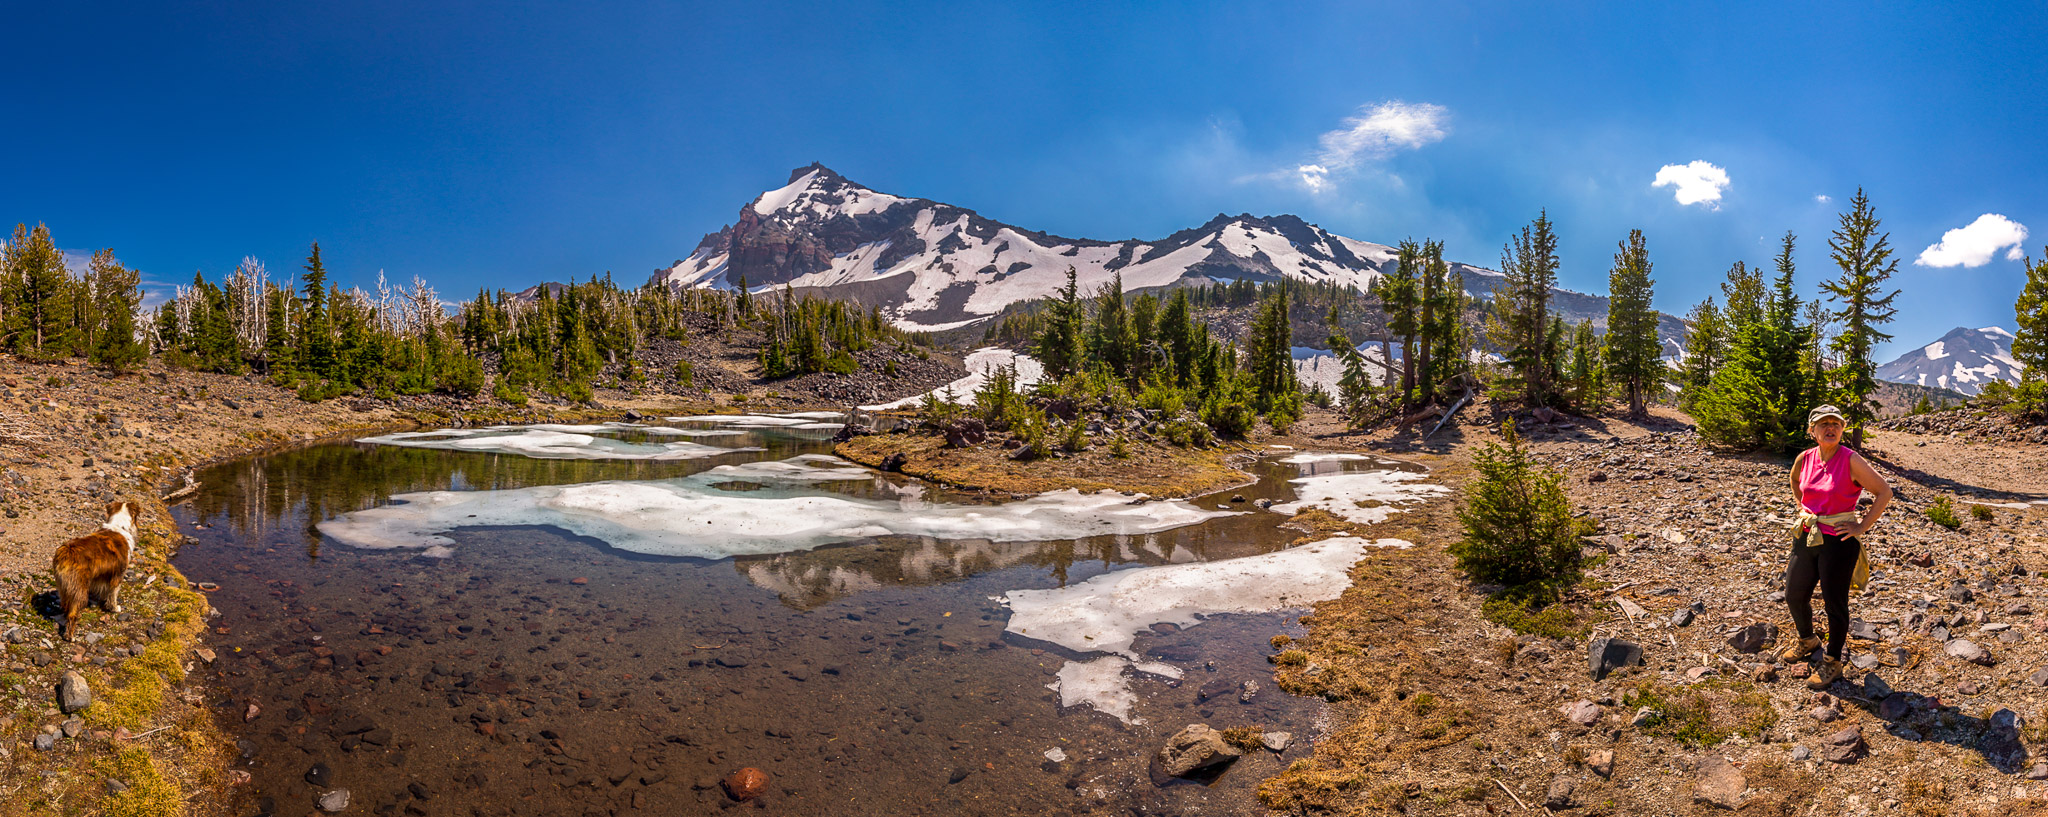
left=171, top=422, right=1422, bottom=816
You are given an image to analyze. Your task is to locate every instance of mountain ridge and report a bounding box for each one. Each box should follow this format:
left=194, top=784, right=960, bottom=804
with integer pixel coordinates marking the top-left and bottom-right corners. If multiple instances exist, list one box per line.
left=1876, top=325, right=2021, bottom=396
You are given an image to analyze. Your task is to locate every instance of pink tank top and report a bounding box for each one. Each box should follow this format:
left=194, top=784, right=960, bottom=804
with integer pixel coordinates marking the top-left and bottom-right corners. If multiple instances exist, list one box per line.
left=1798, top=446, right=1862, bottom=536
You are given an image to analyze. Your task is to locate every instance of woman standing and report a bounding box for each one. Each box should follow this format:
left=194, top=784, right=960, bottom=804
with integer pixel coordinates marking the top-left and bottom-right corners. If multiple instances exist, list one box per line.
left=1778, top=405, right=1893, bottom=689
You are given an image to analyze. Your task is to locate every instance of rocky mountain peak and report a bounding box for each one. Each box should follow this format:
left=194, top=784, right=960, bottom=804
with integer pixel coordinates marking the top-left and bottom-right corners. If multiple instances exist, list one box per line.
left=1876, top=326, right=2022, bottom=396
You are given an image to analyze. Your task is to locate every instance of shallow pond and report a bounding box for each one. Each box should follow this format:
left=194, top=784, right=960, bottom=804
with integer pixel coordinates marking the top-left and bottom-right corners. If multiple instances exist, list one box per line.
left=171, top=419, right=1434, bottom=817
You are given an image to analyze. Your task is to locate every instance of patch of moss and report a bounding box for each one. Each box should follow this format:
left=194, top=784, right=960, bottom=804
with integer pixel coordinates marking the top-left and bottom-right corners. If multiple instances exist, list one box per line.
left=1480, top=595, right=1587, bottom=639
left=1620, top=680, right=1775, bottom=747
left=96, top=746, right=185, bottom=817
left=1219, top=726, right=1267, bottom=752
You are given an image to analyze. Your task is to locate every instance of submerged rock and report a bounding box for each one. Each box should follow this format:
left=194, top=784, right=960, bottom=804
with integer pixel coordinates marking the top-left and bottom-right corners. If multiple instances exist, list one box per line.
left=723, top=767, right=768, bottom=801
left=317, top=789, right=350, bottom=813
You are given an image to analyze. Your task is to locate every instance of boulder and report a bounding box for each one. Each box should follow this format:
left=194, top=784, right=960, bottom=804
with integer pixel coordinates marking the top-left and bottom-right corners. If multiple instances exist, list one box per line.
left=1544, top=776, right=1575, bottom=810
left=1693, top=755, right=1745, bottom=809
left=1726, top=623, right=1778, bottom=654
left=1821, top=725, right=1866, bottom=764
left=878, top=452, right=908, bottom=472
left=1945, top=639, right=1994, bottom=665
left=1862, top=673, right=1893, bottom=700
left=57, top=672, right=91, bottom=713
left=1260, top=732, right=1292, bottom=752
left=1587, top=748, right=1614, bottom=778
left=1588, top=637, right=1644, bottom=681
left=1980, top=709, right=2028, bottom=771
left=1560, top=700, right=1603, bottom=726
left=1156, top=724, right=1242, bottom=777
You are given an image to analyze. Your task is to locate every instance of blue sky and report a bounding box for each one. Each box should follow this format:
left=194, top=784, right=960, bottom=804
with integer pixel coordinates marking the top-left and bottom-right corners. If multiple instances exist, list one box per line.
left=4, top=1, right=2043, bottom=359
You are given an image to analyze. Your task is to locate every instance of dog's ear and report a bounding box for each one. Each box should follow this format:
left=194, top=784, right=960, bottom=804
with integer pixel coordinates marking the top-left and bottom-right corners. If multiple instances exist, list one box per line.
left=105, top=500, right=125, bottom=519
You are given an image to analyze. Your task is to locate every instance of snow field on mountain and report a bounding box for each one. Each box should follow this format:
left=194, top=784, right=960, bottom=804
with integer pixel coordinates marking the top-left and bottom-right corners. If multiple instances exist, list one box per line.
left=861, top=347, right=1044, bottom=410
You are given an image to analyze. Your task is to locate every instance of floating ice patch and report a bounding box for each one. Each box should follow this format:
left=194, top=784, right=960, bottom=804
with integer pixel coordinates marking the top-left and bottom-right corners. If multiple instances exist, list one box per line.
left=1010, top=537, right=1405, bottom=722
left=664, top=414, right=814, bottom=427
left=1269, top=470, right=1448, bottom=524
left=768, top=411, right=853, bottom=420
left=357, top=428, right=761, bottom=461
left=316, top=462, right=1236, bottom=560
left=698, top=454, right=873, bottom=482
left=632, top=427, right=749, bottom=437
left=1047, top=657, right=1144, bottom=724
left=1277, top=452, right=1380, bottom=465
left=862, top=347, right=1045, bottom=411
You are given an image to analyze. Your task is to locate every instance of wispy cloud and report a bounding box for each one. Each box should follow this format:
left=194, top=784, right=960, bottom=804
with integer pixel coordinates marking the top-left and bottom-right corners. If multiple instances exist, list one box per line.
left=1916, top=213, right=2028, bottom=268
left=1287, top=101, right=1448, bottom=194
left=1815, top=194, right=1831, bottom=204
left=1652, top=161, right=1730, bottom=209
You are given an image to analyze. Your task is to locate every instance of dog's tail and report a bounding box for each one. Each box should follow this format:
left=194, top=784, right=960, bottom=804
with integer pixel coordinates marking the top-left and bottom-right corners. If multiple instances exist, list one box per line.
left=53, top=557, right=88, bottom=642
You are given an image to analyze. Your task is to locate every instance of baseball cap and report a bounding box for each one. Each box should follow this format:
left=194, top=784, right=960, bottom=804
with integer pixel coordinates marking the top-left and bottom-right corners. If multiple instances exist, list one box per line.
left=1807, top=405, right=1847, bottom=425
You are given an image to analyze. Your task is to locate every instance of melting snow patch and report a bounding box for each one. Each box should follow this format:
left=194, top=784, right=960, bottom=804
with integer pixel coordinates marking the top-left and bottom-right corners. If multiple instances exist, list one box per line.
left=357, top=427, right=761, bottom=461
left=664, top=414, right=815, bottom=427
left=1048, top=658, right=1144, bottom=724
left=317, top=463, right=1235, bottom=560
left=1270, top=471, right=1448, bottom=524
left=1277, top=452, right=1379, bottom=465
left=1010, top=537, right=1405, bottom=722
left=862, top=348, right=1044, bottom=410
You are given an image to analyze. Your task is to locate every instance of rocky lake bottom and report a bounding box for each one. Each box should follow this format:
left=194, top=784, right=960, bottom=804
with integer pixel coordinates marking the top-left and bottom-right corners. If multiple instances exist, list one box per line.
left=168, top=420, right=1437, bottom=816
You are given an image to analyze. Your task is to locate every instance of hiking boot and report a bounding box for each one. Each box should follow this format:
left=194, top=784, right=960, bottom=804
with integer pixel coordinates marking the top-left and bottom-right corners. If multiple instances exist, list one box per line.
left=1806, top=657, right=1844, bottom=690
left=1777, top=636, right=1822, bottom=662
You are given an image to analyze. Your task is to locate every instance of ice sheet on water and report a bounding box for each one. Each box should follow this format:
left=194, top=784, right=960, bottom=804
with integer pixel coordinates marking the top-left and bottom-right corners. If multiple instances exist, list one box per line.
left=664, top=414, right=815, bottom=427
left=1012, top=537, right=1407, bottom=722
left=316, top=457, right=1236, bottom=560
left=1276, top=452, right=1378, bottom=465
left=1268, top=470, right=1447, bottom=524
left=357, top=427, right=761, bottom=461
left=699, top=454, right=872, bottom=482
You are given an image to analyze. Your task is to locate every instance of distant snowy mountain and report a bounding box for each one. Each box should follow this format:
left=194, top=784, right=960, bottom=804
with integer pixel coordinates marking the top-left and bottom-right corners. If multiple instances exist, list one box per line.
left=1875, top=326, right=2022, bottom=395
left=655, top=164, right=1686, bottom=351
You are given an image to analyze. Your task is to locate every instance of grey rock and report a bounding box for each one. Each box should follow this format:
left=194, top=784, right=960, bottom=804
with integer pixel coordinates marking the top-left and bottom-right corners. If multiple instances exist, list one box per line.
left=1980, top=709, right=2028, bottom=770
left=1726, top=623, right=1778, bottom=654
left=1790, top=745, right=1811, bottom=762
left=2028, top=762, right=2048, bottom=781
left=317, top=788, right=350, bottom=813
left=57, top=672, right=91, bottom=713
left=1849, top=653, right=1880, bottom=670
left=1238, top=680, right=1259, bottom=704
left=60, top=718, right=83, bottom=738
left=1560, top=700, right=1603, bottom=726
left=1260, top=732, right=1291, bottom=752
left=2028, top=666, right=2048, bottom=687
left=1630, top=706, right=1655, bottom=727
left=1948, top=582, right=1974, bottom=603
left=1808, top=706, right=1840, bottom=723
left=3, top=627, right=23, bottom=644
left=1544, top=776, right=1575, bottom=810
left=1156, top=724, right=1241, bottom=777
left=1848, top=619, right=1879, bottom=640
left=1669, top=607, right=1696, bottom=628
left=1863, top=673, right=1893, bottom=700
left=1588, top=637, right=1644, bottom=681
left=33, top=733, right=55, bottom=751
left=1693, top=755, right=1745, bottom=809
left=1945, top=639, right=1994, bottom=665
left=1876, top=693, right=1915, bottom=721
left=306, top=763, right=332, bottom=787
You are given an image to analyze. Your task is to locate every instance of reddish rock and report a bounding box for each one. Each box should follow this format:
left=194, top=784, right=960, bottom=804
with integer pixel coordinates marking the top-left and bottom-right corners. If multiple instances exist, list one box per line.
left=723, top=767, right=769, bottom=801
left=570, top=577, right=589, bottom=585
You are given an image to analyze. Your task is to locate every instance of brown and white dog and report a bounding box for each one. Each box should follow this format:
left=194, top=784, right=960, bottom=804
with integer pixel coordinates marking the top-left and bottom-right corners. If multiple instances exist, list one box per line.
left=53, top=500, right=142, bottom=641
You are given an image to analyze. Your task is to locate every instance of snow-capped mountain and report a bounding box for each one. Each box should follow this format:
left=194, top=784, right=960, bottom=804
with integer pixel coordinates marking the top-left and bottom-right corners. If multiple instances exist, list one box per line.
left=1875, top=326, right=2022, bottom=395
left=656, top=164, right=1685, bottom=352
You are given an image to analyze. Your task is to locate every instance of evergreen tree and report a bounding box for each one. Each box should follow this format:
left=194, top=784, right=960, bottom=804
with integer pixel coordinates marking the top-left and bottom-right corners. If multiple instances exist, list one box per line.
left=1089, top=272, right=1133, bottom=379
left=1604, top=229, right=1661, bottom=418
left=1486, top=212, right=1562, bottom=407
left=1758, top=233, right=1811, bottom=449
left=2014, top=250, right=2048, bottom=379
left=3, top=223, right=75, bottom=359
left=262, top=284, right=295, bottom=377
left=1678, top=298, right=1725, bottom=409
left=1034, top=267, right=1085, bottom=379
left=1327, top=306, right=1371, bottom=427
left=1566, top=319, right=1603, bottom=408
left=1245, top=284, right=1296, bottom=409
left=1450, top=421, right=1583, bottom=602
left=1158, top=288, right=1200, bottom=387
left=87, top=250, right=145, bottom=372
left=1373, top=240, right=1422, bottom=406
left=1821, top=189, right=1901, bottom=448
left=300, top=243, right=335, bottom=379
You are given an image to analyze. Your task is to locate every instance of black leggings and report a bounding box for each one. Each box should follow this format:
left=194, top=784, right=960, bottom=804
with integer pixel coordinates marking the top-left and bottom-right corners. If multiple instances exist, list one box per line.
left=1785, top=532, right=1860, bottom=660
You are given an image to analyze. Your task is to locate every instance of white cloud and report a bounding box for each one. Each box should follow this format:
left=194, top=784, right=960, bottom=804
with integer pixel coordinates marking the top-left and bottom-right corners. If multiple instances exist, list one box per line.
left=1296, top=164, right=1330, bottom=193
left=1316, top=101, right=1449, bottom=170
left=1815, top=194, right=1831, bottom=203
left=1651, top=161, right=1731, bottom=208
left=1916, top=213, right=2029, bottom=268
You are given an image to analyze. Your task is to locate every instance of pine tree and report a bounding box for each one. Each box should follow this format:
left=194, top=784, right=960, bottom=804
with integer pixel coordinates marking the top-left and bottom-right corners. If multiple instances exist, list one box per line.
left=1822, top=189, right=1901, bottom=448
left=1486, top=212, right=1562, bottom=408
left=1374, top=240, right=1422, bottom=407
left=262, top=284, right=295, bottom=377
left=1450, top=420, right=1583, bottom=601
left=1678, top=298, right=1724, bottom=408
left=1089, top=272, right=1133, bottom=379
left=87, top=250, right=145, bottom=372
left=1034, top=267, right=1085, bottom=379
left=1604, top=229, right=1660, bottom=418
left=1759, top=233, right=1811, bottom=450
left=300, top=243, right=335, bottom=379
left=3, top=223, right=75, bottom=359
left=1567, top=319, right=1603, bottom=408
left=2014, top=250, right=2048, bottom=379
left=1245, top=284, right=1296, bottom=409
